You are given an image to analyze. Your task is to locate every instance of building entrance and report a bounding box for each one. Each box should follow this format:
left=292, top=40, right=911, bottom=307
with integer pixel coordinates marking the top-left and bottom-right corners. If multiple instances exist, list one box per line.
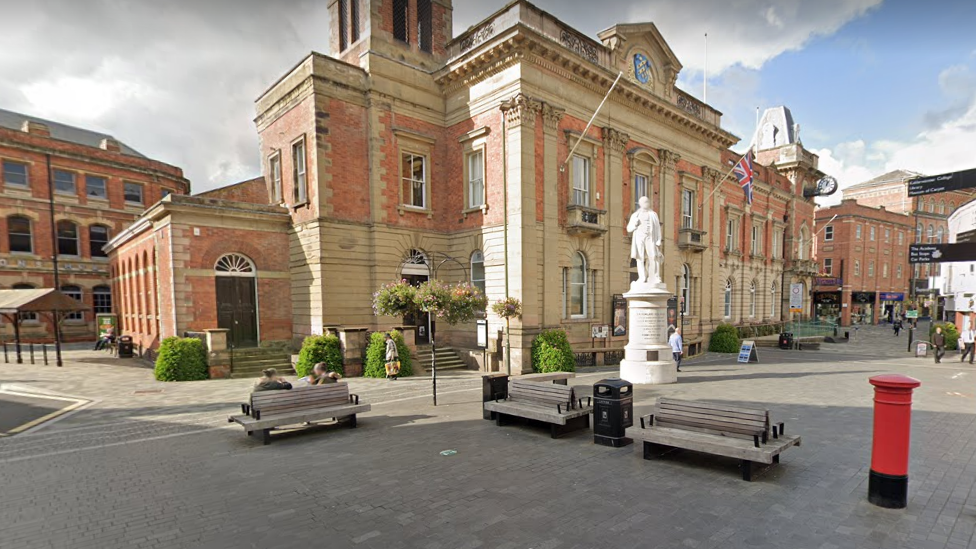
left=215, top=254, right=258, bottom=348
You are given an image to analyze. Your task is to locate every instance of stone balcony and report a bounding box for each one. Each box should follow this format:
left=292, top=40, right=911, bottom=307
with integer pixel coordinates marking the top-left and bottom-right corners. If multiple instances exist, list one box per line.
left=566, top=205, right=607, bottom=237
left=792, top=259, right=819, bottom=276
left=677, top=227, right=708, bottom=252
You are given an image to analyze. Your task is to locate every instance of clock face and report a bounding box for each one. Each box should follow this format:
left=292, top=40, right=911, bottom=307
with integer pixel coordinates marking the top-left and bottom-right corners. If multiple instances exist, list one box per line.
left=817, top=175, right=838, bottom=196
left=633, top=53, right=652, bottom=84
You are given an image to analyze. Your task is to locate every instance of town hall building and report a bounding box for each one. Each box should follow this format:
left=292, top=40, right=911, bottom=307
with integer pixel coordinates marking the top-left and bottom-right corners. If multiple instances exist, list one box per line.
left=108, top=0, right=825, bottom=375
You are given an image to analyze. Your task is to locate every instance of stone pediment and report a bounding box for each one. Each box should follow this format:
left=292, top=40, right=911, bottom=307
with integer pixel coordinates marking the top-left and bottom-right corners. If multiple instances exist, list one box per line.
left=597, top=23, right=682, bottom=99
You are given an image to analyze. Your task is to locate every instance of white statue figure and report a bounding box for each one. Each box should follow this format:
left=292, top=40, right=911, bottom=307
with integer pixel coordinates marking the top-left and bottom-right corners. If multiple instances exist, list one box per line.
left=627, top=196, right=662, bottom=284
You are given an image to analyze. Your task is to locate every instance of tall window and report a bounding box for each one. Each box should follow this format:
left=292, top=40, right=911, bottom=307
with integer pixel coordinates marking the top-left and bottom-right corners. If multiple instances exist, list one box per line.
left=269, top=152, right=282, bottom=203
left=13, top=283, right=37, bottom=321
left=339, top=0, right=349, bottom=50
left=53, top=169, right=76, bottom=194
left=916, top=223, right=922, bottom=242
left=351, top=0, right=360, bottom=42
left=2, top=160, right=28, bottom=187
left=898, top=232, right=904, bottom=245
left=89, top=225, right=110, bottom=258
left=634, top=174, right=648, bottom=213
left=869, top=226, right=876, bottom=241
left=798, top=227, right=809, bottom=259
left=824, top=225, right=834, bottom=241
left=93, top=286, right=112, bottom=314
left=772, top=231, right=780, bottom=258
left=752, top=225, right=762, bottom=254
left=681, top=189, right=694, bottom=229
left=854, top=260, right=860, bottom=276
left=883, top=263, right=889, bottom=278
left=292, top=139, right=307, bottom=204
left=569, top=252, right=587, bottom=318
left=470, top=250, right=485, bottom=295
left=402, top=153, right=427, bottom=208
left=392, top=0, right=409, bottom=42
left=770, top=282, right=778, bottom=319
left=824, top=258, right=833, bottom=275
left=927, top=224, right=934, bottom=242
left=749, top=281, right=757, bottom=318
left=86, top=175, right=107, bottom=199
left=885, top=228, right=890, bottom=242
left=62, top=285, right=84, bottom=321
left=726, top=218, right=739, bottom=251
left=855, top=225, right=862, bottom=240
left=896, top=265, right=902, bottom=279
left=8, top=215, right=32, bottom=253
left=868, top=261, right=875, bottom=277
left=417, top=0, right=432, bottom=53
left=723, top=279, right=733, bottom=318
left=571, top=155, right=590, bottom=206
left=937, top=227, right=944, bottom=243
left=124, top=182, right=143, bottom=204
left=57, top=220, right=79, bottom=256
left=679, top=264, right=690, bottom=314
left=467, top=150, right=484, bottom=209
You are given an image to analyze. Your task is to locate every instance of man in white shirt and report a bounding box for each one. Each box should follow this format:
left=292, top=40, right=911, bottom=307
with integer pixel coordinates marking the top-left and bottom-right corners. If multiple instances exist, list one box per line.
left=669, top=328, right=683, bottom=372
left=961, top=327, right=975, bottom=364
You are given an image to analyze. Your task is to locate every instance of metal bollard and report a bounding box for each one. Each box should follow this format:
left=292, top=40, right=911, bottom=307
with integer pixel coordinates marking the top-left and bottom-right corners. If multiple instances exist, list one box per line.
left=43, top=344, right=48, bottom=365
left=30, top=343, right=35, bottom=365
left=868, top=374, right=921, bottom=508
left=3, top=343, right=7, bottom=363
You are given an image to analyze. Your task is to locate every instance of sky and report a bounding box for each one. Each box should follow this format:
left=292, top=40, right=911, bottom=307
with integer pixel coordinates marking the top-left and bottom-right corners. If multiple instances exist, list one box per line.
left=2, top=0, right=975, bottom=205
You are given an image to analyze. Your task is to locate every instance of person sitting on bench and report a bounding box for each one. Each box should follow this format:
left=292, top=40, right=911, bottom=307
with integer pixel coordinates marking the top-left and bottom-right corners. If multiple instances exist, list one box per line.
left=94, top=327, right=115, bottom=351
left=297, top=363, right=342, bottom=386
left=253, top=368, right=292, bottom=392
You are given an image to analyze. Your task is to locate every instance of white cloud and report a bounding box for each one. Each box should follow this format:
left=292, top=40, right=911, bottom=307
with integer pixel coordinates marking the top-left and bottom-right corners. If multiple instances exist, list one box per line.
left=812, top=140, right=881, bottom=207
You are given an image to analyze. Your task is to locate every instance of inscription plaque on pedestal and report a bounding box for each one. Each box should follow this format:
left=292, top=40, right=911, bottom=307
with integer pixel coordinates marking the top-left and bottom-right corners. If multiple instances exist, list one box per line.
left=632, top=308, right=666, bottom=343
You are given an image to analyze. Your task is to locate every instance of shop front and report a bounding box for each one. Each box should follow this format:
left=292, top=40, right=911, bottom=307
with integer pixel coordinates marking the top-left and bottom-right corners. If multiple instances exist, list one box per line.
left=879, top=292, right=905, bottom=324
left=851, top=291, right=877, bottom=325
left=813, top=291, right=842, bottom=324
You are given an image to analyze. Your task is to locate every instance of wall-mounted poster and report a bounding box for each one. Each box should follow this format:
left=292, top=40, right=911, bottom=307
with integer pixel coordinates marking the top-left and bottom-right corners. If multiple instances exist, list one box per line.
left=612, top=295, right=627, bottom=336
left=667, top=296, right=678, bottom=335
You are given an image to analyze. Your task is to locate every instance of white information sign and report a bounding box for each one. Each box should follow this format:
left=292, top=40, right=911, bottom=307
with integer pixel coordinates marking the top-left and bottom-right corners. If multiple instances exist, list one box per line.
left=789, top=283, right=804, bottom=313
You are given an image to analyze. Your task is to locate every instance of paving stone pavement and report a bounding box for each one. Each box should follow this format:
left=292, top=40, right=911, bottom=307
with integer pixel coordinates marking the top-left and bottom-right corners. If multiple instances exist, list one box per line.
left=1, top=327, right=974, bottom=549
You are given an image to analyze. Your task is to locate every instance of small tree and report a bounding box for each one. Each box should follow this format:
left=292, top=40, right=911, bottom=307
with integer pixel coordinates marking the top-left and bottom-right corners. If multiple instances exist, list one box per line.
left=154, top=337, right=208, bottom=382
left=531, top=329, right=575, bottom=373
left=709, top=323, right=741, bottom=353
left=295, top=334, right=344, bottom=377
left=363, top=330, right=413, bottom=378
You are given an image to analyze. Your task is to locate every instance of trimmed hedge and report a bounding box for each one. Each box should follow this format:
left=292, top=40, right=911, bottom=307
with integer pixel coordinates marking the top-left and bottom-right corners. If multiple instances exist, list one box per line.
left=736, top=323, right=783, bottom=339
left=930, top=322, right=960, bottom=351
left=531, top=329, right=576, bottom=373
left=709, top=323, right=742, bottom=353
left=154, top=336, right=208, bottom=382
left=363, top=330, right=413, bottom=378
left=295, top=334, right=344, bottom=377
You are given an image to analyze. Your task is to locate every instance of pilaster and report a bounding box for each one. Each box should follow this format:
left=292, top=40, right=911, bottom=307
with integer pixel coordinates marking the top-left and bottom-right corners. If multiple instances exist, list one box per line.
left=603, top=126, right=630, bottom=316
left=658, top=149, right=680, bottom=279
left=542, top=103, right=564, bottom=328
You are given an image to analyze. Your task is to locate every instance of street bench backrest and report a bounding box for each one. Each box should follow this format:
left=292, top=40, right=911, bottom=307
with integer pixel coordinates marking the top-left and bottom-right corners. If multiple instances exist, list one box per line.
left=655, top=398, right=769, bottom=442
left=251, top=383, right=351, bottom=417
left=508, top=379, right=575, bottom=411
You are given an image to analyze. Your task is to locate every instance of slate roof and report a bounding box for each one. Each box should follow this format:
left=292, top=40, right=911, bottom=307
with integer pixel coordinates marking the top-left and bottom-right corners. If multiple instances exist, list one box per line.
left=0, top=108, right=145, bottom=158
left=844, top=169, right=923, bottom=192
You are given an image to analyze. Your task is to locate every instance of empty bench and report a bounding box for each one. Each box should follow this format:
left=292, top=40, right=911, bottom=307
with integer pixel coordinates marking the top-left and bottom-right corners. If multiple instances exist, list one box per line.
left=483, top=378, right=593, bottom=438
left=228, top=383, right=370, bottom=445
left=626, top=398, right=801, bottom=481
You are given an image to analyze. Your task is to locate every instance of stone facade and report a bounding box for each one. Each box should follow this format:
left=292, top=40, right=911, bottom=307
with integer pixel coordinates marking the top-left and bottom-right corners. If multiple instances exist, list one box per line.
left=0, top=109, right=188, bottom=343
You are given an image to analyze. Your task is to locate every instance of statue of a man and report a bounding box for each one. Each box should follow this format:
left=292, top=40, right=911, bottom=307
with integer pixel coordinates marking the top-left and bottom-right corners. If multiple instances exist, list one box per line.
left=627, top=196, right=662, bottom=284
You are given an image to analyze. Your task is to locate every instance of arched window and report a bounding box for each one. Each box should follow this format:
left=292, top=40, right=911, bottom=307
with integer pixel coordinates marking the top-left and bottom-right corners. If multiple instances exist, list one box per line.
left=770, top=282, right=778, bottom=319
left=749, top=281, right=757, bottom=318
left=916, top=223, right=923, bottom=243
left=61, top=285, right=84, bottom=321
left=8, top=215, right=32, bottom=253
left=927, top=199, right=934, bottom=213
left=569, top=252, right=587, bottom=318
left=798, top=227, right=809, bottom=260
left=927, top=224, right=934, bottom=242
left=937, top=227, right=944, bottom=243
left=12, top=283, right=37, bottom=321
left=93, top=285, right=112, bottom=314
left=214, top=253, right=256, bottom=276
left=470, top=250, right=485, bottom=294
left=854, top=260, right=861, bottom=276
left=680, top=265, right=691, bottom=315
left=56, top=220, right=79, bottom=256
left=939, top=201, right=945, bottom=215
left=723, top=279, right=733, bottom=318
left=89, top=225, right=110, bottom=258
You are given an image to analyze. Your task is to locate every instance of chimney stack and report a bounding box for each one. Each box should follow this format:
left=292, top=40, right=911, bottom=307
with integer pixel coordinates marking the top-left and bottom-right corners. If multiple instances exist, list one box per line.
left=21, top=120, right=50, bottom=137
left=100, top=138, right=121, bottom=153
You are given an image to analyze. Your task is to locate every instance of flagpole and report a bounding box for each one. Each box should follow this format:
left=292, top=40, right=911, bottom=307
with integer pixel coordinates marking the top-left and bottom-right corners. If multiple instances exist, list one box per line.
left=703, top=33, right=708, bottom=104
left=563, top=71, right=624, bottom=169
left=754, top=106, right=760, bottom=156
left=701, top=150, right=748, bottom=207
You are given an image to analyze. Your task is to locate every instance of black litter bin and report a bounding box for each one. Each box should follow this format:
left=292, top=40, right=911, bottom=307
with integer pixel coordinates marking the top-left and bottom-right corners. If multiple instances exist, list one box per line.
left=117, top=335, right=134, bottom=358
left=778, top=332, right=794, bottom=350
left=593, top=378, right=633, bottom=447
left=482, top=373, right=509, bottom=420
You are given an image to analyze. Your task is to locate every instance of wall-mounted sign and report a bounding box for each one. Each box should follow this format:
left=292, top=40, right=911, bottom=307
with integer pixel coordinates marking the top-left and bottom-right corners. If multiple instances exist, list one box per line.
left=909, top=243, right=976, bottom=263
left=476, top=319, right=488, bottom=349
left=591, top=324, right=609, bottom=339
left=815, top=277, right=842, bottom=287
left=789, top=283, right=804, bottom=312
left=907, top=167, right=976, bottom=197
left=879, top=292, right=905, bottom=302
left=612, top=295, right=627, bottom=336
left=852, top=292, right=876, bottom=303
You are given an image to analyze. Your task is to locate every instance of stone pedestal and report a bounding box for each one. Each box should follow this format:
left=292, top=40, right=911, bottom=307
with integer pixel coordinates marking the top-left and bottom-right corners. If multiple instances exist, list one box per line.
left=619, top=282, right=677, bottom=385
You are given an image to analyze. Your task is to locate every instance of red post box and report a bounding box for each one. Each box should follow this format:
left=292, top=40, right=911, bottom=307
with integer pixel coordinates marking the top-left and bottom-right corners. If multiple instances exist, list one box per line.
left=868, top=374, right=921, bottom=509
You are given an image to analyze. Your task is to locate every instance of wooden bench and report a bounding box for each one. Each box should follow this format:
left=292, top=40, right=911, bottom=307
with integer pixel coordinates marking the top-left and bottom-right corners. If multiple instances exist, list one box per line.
left=626, top=398, right=801, bottom=481
left=227, top=383, right=370, bottom=445
left=483, top=379, right=593, bottom=438
left=518, top=372, right=575, bottom=385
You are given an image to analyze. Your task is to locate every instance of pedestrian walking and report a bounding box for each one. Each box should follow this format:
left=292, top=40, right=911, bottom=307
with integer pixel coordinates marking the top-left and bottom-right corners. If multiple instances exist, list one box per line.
left=384, top=333, right=400, bottom=380
left=893, top=320, right=902, bottom=337
left=669, top=327, right=683, bottom=372
left=961, top=327, right=976, bottom=364
left=932, top=327, right=945, bottom=364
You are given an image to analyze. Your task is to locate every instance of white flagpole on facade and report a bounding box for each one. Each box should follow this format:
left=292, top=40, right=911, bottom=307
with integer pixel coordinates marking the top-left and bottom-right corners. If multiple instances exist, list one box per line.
left=753, top=106, right=760, bottom=156
left=703, top=33, right=708, bottom=104
left=701, top=150, right=748, bottom=207
left=562, top=71, right=624, bottom=170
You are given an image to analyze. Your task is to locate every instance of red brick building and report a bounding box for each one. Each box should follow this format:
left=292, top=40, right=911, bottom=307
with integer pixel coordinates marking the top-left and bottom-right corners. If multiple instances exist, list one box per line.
left=0, top=109, right=188, bottom=342
left=813, top=199, right=913, bottom=326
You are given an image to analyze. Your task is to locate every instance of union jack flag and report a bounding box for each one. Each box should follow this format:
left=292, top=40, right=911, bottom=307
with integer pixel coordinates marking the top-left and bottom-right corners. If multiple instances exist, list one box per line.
left=733, top=151, right=754, bottom=205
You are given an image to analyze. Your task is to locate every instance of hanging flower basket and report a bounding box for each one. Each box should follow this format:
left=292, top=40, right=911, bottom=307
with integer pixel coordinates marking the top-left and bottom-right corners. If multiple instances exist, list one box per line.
left=372, top=280, right=418, bottom=318
left=491, top=297, right=522, bottom=320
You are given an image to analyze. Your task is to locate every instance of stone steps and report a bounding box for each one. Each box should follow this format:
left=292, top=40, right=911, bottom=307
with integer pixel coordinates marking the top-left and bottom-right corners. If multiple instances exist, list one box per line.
left=413, top=347, right=468, bottom=371
left=228, top=350, right=293, bottom=379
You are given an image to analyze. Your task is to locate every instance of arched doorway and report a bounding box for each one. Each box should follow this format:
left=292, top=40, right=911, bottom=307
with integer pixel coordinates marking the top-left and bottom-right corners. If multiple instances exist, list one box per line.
left=215, top=253, right=258, bottom=348
left=399, top=249, right=432, bottom=344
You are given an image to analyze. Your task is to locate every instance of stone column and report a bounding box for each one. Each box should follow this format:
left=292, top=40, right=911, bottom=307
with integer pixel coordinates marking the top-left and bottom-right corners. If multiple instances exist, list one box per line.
left=603, top=127, right=630, bottom=317
left=658, top=149, right=681, bottom=271
left=542, top=103, right=564, bottom=328
left=501, top=94, right=541, bottom=375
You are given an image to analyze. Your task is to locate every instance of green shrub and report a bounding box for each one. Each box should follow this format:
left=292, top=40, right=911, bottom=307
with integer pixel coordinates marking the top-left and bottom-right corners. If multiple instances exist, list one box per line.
left=930, top=322, right=960, bottom=351
left=709, top=323, right=741, bottom=353
left=531, top=329, right=576, bottom=373
left=295, top=334, right=344, bottom=377
left=738, top=326, right=754, bottom=339
left=154, top=336, right=208, bottom=382
left=363, top=330, right=413, bottom=378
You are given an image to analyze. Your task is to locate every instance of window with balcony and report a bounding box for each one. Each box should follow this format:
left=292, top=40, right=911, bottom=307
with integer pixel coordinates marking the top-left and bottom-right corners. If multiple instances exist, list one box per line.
left=571, top=155, right=590, bottom=206
left=681, top=189, right=694, bottom=229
